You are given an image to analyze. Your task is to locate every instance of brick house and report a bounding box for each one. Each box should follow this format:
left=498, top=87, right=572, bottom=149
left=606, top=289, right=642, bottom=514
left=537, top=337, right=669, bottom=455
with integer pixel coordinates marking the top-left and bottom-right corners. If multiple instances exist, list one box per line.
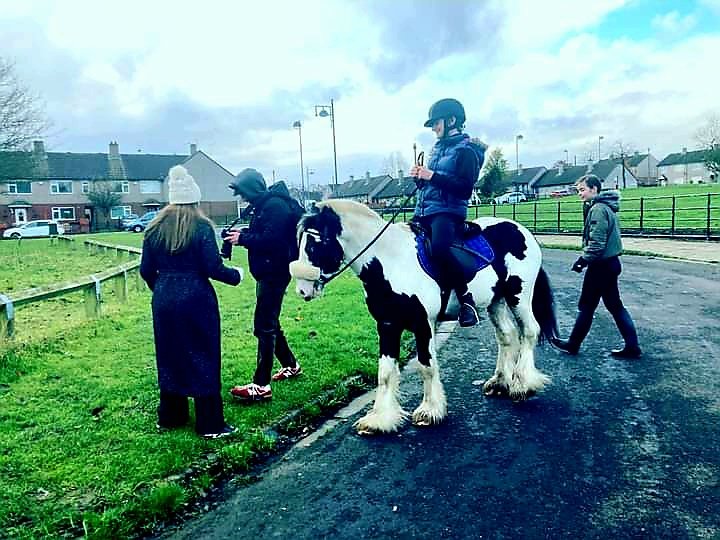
left=0, top=141, right=239, bottom=232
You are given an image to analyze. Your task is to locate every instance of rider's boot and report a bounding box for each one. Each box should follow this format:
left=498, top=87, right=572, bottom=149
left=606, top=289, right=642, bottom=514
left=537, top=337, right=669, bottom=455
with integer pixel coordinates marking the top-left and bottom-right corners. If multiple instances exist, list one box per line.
left=458, top=292, right=480, bottom=327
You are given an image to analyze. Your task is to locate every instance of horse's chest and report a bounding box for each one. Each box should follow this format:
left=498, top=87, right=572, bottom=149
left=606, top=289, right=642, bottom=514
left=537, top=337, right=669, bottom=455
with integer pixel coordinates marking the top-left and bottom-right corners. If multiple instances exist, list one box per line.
left=359, top=258, right=428, bottom=329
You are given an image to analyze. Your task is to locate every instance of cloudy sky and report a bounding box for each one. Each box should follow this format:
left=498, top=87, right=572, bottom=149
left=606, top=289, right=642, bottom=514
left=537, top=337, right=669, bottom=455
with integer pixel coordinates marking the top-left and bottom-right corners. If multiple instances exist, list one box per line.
left=2, top=0, right=719, bottom=188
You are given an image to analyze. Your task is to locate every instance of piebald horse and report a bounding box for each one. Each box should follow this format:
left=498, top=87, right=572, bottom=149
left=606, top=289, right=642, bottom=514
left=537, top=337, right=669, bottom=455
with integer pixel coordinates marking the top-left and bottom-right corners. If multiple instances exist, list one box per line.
left=290, top=200, right=557, bottom=435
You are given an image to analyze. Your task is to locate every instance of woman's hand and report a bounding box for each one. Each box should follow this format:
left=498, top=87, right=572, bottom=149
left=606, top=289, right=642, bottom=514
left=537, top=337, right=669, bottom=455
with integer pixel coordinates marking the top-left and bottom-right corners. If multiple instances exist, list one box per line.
left=410, top=165, right=434, bottom=181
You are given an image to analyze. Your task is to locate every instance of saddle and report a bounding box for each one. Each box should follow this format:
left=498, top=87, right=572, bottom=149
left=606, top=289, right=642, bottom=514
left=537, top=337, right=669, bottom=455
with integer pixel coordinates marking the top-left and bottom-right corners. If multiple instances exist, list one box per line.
left=412, top=220, right=495, bottom=285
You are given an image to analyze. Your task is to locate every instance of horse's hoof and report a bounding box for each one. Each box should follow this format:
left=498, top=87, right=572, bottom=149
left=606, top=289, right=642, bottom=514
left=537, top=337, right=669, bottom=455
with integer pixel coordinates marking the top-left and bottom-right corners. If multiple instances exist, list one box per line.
left=483, top=384, right=509, bottom=397
left=357, top=427, right=378, bottom=436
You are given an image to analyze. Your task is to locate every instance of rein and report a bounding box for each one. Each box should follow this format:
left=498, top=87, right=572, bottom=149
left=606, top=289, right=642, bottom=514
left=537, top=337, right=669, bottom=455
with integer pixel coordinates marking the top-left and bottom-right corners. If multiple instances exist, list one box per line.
left=316, top=152, right=424, bottom=286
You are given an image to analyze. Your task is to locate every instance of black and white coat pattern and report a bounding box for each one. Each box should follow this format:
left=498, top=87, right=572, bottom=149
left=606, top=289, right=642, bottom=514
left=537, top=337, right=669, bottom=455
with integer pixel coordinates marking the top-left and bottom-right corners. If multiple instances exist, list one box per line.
left=290, top=200, right=557, bottom=435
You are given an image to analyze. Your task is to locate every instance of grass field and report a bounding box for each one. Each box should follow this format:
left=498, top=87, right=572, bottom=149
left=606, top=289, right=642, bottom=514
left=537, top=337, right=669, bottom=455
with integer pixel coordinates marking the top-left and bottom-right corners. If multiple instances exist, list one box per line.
left=0, top=233, right=386, bottom=539
left=384, top=184, right=720, bottom=236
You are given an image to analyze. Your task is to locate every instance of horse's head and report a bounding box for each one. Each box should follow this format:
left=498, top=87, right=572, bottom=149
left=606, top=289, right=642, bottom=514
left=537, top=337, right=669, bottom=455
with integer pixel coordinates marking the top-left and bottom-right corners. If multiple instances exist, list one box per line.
left=289, top=204, right=344, bottom=301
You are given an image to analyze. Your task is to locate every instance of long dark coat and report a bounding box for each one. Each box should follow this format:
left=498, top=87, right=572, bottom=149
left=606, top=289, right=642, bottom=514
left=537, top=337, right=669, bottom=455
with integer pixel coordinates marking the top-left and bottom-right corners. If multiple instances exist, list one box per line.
left=140, top=221, right=241, bottom=397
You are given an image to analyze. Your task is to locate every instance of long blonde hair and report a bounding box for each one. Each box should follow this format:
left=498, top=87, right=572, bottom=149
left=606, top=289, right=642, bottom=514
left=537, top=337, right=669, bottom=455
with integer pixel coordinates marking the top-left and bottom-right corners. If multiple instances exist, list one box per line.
left=145, top=204, right=214, bottom=254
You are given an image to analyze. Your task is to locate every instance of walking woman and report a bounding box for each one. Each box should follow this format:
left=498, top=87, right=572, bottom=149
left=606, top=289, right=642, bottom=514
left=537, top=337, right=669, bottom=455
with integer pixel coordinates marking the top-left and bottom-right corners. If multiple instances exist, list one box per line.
left=140, top=165, right=243, bottom=438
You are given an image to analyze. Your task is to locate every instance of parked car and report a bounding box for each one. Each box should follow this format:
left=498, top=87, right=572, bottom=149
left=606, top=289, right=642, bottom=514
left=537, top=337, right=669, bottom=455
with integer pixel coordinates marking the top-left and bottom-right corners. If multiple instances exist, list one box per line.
left=124, top=211, right=159, bottom=232
left=120, top=213, right=139, bottom=228
left=493, top=192, right=527, bottom=205
left=550, top=187, right=576, bottom=198
left=3, top=220, right=66, bottom=239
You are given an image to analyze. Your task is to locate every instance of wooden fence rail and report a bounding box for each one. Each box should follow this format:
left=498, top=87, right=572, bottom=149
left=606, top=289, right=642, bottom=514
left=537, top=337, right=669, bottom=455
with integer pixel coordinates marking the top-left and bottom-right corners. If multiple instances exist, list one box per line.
left=0, top=239, right=143, bottom=340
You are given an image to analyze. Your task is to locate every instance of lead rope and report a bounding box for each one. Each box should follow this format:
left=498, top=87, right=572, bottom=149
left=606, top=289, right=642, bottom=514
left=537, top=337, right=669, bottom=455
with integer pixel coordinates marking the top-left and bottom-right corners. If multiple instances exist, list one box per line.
left=318, top=151, right=424, bottom=286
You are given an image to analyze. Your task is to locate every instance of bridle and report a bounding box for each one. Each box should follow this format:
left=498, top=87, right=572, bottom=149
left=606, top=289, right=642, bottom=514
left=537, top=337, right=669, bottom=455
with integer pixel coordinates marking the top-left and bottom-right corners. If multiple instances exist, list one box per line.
left=301, top=152, right=424, bottom=287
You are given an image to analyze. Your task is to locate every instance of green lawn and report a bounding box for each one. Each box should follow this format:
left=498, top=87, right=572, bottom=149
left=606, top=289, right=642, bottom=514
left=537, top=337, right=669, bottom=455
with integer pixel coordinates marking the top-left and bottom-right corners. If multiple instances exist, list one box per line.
left=0, top=233, right=385, bottom=539
left=384, top=184, right=720, bottom=236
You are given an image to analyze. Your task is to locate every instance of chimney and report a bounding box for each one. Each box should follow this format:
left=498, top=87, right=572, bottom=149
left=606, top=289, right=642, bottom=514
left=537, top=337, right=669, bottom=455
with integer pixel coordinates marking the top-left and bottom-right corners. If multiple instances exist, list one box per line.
left=557, top=162, right=564, bottom=176
left=517, top=163, right=523, bottom=175
left=397, top=169, right=404, bottom=180
left=586, top=162, right=593, bottom=173
left=32, top=140, right=45, bottom=155
left=109, top=141, right=119, bottom=157
left=349, top=175, right=354, bottom=182
left=190, top=143, right=197, bottom=155
left=366, top=171, right=371, bottom=179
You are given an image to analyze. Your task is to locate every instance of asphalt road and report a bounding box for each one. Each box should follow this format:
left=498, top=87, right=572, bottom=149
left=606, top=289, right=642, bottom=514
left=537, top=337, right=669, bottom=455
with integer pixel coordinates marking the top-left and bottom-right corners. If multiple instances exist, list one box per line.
left=163, top=250, right=720, bottom=540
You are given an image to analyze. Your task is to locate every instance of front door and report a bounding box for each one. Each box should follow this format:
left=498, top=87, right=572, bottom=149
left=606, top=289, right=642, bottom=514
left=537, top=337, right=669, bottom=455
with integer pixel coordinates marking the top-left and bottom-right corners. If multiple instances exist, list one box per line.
left=14, top=208, right=27, bottom=225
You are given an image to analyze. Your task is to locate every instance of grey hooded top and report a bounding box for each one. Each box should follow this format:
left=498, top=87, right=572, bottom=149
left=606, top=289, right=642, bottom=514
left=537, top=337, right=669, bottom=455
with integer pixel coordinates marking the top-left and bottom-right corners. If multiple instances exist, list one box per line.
left=582, top=190, right=623, bottom=262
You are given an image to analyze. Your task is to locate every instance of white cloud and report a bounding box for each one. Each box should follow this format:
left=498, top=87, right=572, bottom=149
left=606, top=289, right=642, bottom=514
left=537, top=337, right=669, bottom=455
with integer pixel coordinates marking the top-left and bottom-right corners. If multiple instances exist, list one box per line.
left=1, top=0, right=718, bottom=186
left=651, top=11, right=697, bottom=35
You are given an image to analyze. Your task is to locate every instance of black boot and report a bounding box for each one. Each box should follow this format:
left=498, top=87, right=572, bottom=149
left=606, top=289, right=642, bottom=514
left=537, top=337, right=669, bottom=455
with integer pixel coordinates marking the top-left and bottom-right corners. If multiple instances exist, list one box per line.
left=552, top=309, right=593, bottom=355
left=610, top=307, right=641, bottom=359
left=458, top=292, right=479, bottom=327
left=550, top=337, right=579, bottom=355
left=610, top=346, right=642, bottom=359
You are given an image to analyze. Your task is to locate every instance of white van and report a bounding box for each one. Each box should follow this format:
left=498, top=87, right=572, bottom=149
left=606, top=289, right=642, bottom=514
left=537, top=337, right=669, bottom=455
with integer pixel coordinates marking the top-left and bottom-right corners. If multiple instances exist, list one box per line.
left=493, top=192, right=527, bottom=205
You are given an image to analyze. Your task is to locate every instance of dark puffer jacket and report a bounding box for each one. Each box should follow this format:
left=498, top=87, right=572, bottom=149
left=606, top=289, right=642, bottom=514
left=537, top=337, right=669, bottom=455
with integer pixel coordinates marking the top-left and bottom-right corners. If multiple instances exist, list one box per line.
left=415, top=134, right=486, bottom=218
left=238, top=181, right=302, bottom=280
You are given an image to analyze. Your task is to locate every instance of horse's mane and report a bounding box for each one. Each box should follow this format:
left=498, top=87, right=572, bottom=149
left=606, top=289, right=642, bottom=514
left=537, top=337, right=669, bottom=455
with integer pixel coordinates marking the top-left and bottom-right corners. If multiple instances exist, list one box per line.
left=318, top=199, right=385, bottom=224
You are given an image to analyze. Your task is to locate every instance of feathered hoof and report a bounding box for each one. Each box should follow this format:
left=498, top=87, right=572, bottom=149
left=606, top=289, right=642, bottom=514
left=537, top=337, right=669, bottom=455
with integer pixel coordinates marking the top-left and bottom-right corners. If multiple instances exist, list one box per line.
left=483, top=377, right=509, bottom=397
left=412, top=405, right=446, bottom=427
left=354, top=409, right=407, bottom=435
left=509, top=389, right=536, bottom=402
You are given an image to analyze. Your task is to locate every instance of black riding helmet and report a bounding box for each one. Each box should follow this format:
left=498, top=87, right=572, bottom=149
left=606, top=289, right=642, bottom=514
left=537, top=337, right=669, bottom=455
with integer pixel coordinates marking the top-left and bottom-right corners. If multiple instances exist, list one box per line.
left=423, top=98, right=466, bottom=130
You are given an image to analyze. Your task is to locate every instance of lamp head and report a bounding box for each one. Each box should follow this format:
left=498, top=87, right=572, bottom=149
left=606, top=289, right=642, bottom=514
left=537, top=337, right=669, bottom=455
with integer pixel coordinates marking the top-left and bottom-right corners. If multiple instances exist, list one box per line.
left=293, top=121, right=301, bottom=128
left=318, top=109, right=329, bottom=118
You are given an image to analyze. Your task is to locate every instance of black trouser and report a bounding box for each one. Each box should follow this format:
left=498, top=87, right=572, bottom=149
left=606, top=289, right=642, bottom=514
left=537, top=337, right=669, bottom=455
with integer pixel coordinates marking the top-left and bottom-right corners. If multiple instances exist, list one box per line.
left=158, top=391, right=225, bottom=435
left=568, top=256, right=639, bottom=349
left=418, top=213, right=468, bottom=296
left=253, top=275, right=297, bottom=386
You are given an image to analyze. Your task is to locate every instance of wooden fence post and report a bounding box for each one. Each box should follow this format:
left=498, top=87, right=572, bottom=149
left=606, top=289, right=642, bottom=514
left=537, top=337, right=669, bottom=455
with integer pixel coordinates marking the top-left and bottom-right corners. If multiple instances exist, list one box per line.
left=114, top=271, right=128, bottom=303
left=84, top=277, right=102, bottom=318
left=0, top=295, right=15, bottom=340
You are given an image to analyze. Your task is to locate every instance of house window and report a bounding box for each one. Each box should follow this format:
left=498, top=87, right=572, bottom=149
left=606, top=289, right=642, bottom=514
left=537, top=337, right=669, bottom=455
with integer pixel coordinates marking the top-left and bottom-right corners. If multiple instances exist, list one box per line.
left=110, top=206, right=132, bottom=219
left=140, top=180, right=162, bottom=194
left=8, top=182, right=32, bottom=194
left=110, top=181, right=130, bottom=193
left=81, top=182, right=90, bottom=194
left=52, top=207, right=76, bottom=220
left=51, top=181, right=73, bottom=194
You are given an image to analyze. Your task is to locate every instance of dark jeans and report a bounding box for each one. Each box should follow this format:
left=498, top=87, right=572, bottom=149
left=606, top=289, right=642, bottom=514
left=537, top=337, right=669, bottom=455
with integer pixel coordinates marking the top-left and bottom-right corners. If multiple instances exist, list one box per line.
left=569, top=256, right=639, bottom=348
left=418, top=213, right=468, bottom=296
left=157, top=391, right=225, bottom=435
left=253, top=275, right=297, bottom=386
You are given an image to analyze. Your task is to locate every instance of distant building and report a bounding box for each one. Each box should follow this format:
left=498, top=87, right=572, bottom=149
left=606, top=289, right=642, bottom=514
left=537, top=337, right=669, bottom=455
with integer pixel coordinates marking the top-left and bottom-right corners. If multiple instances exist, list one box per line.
left=0, top=141, right=238, bottom=231
left=333, top=171, right=394, bottom=205
left=657, top=148, right=717, bottom=185
left=531, top=159, right=638, bottom=197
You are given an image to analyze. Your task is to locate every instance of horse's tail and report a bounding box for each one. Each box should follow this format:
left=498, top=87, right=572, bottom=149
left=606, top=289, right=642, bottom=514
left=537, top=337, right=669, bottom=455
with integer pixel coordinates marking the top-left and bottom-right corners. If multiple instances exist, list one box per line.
left=531, top=267, right=559, bottom=345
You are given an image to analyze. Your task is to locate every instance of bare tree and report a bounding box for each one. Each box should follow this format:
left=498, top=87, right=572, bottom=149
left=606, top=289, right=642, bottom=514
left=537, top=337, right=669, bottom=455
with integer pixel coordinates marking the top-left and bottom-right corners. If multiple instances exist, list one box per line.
left=695, top=115, right=720, bottom=178
left=86, top=182, right=123, bottom=231
left=611, top=140, right=637, bottom=189
left=381, top=151, right=410, bottom=177
left=0, top=58, right=49, bottom=180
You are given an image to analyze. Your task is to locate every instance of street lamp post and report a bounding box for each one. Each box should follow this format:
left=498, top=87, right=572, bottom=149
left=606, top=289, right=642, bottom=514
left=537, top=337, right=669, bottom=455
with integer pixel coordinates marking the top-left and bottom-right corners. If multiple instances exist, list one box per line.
left=292, top=121, right=305, bottom=207
left=515, top=134, right=523, bottom=172
left=314, top=99, right=338, bottom=191
left=598, top=135, right=604, bottom=162
left=564, top=149, right=569, bottom=164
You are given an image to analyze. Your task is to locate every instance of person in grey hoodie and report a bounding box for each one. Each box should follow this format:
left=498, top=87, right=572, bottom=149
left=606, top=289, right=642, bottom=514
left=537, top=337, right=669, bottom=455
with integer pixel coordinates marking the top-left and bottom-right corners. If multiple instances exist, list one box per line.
left=552, top=174, right=642, bottom=358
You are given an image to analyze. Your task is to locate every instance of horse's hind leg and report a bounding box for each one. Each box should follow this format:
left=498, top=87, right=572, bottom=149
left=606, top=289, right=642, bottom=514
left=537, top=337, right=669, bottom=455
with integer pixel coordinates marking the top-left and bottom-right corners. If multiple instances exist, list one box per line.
left=412, top=322, right=447, bottom=427
left=354, top=322, right=408, bottom=435
left=509, top=296, right=551, bottom=400
left=483, top=299, right=518, bottom=397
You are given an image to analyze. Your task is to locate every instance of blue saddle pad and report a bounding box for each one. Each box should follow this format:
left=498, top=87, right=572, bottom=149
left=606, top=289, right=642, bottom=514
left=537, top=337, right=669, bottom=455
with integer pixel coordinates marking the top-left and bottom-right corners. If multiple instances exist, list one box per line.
left=415, top=228, right=495, bottom=282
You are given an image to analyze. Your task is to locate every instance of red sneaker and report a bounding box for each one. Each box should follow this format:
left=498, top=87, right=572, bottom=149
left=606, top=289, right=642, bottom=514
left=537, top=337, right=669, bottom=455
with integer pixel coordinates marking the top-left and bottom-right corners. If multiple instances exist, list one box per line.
left=230, top=383, right=272, bottom=402
left=271, top=365, right=303, bottom=382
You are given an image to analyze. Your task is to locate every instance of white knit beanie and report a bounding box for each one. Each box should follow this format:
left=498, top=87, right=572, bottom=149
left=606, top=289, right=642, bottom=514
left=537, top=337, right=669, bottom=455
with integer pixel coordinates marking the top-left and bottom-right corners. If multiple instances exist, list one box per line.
left=168, top=165, right=201, bottom=205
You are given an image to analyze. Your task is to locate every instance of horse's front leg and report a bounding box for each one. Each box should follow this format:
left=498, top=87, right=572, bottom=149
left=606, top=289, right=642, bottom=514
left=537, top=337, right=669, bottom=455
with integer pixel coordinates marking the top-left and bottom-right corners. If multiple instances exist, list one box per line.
left=412, top=320, right=447, bottom=426
left=355, top=321, right=408, bottom=435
